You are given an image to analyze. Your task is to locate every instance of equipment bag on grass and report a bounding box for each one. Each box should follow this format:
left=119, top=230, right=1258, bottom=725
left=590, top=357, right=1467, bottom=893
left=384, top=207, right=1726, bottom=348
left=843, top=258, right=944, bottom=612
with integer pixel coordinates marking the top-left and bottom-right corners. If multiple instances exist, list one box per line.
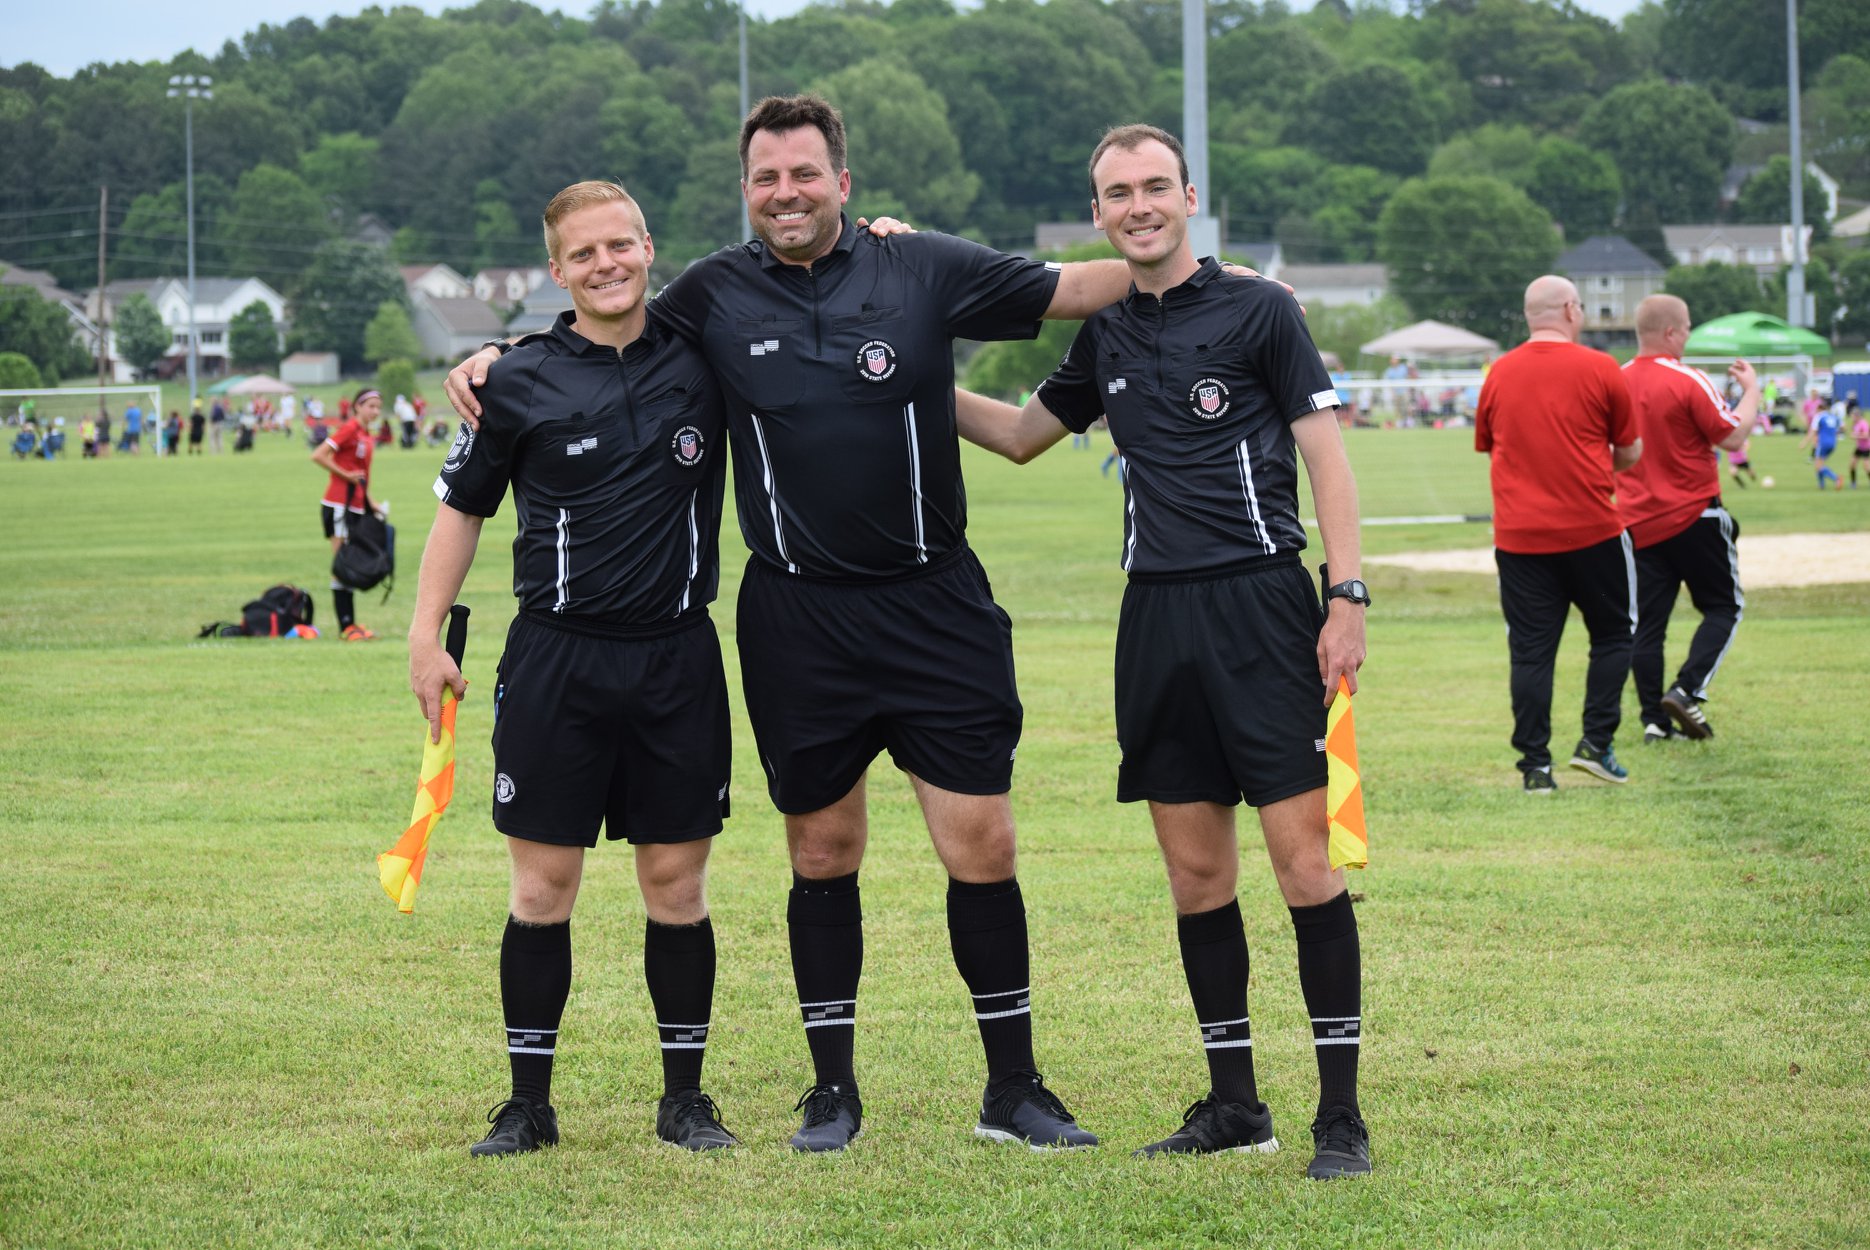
left=332, top=482, right=395, bottom=599
left=198, top=584, right=318, bottom=638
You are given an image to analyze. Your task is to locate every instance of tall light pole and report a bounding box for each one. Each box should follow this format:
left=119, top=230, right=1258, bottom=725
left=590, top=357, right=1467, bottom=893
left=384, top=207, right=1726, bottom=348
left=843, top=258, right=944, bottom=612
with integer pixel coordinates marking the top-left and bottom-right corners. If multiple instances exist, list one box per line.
left=738, top=6, right=749, bottom=123
left=1182, top=0, right=1220, bottom=258
left=166, top=74, right=212, bottom=419
left=1784, top=0, right=1807, bottom=328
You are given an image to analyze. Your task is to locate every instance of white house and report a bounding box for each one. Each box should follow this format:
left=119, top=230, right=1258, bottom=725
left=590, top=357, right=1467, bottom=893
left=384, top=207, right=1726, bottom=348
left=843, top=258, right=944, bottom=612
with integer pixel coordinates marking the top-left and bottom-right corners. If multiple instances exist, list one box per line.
left=400, top=263, right=473, bottom=302
left=411, top=291, right=506, bottom=363
left=1271, top=263, right=1388, bottom=308
left=1664, top=224, right=1813, bottom=278
left=473, top=266, right=550, bottom=306
left=85, top=276, right=288, bottom=377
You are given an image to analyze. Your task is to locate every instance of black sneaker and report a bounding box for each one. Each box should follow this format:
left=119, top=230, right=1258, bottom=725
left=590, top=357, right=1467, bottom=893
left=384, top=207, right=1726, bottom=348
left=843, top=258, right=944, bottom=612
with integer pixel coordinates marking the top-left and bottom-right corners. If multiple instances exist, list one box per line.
left=1642, top=722, right=1679, bottom=744
left=1522, top=766, right=1557, bottom=794
left=1134, top=1096, right=1278, bottom=1157
left=469, top=1098, right=559, bottom=1158
left=1661, top=686, right=1713, bottom=739
left=656, top=1090, right=739, bottom=1151
left=1307, top=1105, right=1371, bottom=1179
left=789, top=1082, right=862, bottom=1152
left=975, top=1070, right=1098, bottom=1150
left=1568, top=739, right=1629, bottom=783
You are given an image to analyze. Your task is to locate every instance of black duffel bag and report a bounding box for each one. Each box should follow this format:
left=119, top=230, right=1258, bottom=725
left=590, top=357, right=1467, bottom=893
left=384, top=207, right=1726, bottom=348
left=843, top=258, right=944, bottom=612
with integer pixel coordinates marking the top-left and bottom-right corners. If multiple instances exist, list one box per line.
left=332, top=482, right=395, bottom=598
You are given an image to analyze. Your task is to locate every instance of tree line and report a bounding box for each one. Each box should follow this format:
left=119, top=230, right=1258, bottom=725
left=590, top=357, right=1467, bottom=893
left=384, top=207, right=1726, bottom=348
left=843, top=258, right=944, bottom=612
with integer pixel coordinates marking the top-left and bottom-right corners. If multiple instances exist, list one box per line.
left=3, top=0, right=1869, bottom=377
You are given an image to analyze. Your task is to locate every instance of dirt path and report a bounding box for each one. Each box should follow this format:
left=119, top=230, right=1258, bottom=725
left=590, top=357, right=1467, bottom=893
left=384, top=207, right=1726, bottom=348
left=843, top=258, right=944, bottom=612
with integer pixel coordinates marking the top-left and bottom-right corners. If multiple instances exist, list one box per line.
left=1367, top=531, right=1868, bottom=588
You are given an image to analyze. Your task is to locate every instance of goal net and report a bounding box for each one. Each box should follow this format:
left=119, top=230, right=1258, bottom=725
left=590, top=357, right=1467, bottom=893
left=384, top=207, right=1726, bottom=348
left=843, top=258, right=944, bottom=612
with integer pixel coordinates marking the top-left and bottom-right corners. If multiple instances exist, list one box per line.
left=1, top=384, right=167, bottom=455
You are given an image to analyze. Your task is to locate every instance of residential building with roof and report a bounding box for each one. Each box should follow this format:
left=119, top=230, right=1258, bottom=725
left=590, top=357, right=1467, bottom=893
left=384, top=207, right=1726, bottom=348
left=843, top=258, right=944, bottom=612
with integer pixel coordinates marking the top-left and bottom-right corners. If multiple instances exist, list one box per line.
left=1556, top=235, right=1665, bottom=342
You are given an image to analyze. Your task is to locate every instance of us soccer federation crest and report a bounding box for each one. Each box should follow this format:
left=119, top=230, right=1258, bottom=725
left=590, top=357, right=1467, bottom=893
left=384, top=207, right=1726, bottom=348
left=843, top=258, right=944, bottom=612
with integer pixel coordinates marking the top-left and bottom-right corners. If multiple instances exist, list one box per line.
left=671, top=425, right=706, bottom=468
left=442, top=423, right=475, bottom=473
left=1188, top=377, right=1231, bottom=420
left=855, top=339, right=898, bottom=382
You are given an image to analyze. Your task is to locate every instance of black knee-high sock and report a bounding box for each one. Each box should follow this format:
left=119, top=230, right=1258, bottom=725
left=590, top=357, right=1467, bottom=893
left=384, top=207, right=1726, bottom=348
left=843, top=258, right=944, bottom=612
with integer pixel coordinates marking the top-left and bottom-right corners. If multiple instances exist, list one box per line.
left=645, top=917, right=715, bottom=1097
left=947, top=877, right=1036, bottom=1083
left=332, top=587, right=355, bottom=629
left=1291, top=891, right=1361, bottom=1116
left=501, top=916, right=572, bottom=1107
left=1177, top=898, right=1260, bottom=1107
left=788, top=871, right=861, bottom=1089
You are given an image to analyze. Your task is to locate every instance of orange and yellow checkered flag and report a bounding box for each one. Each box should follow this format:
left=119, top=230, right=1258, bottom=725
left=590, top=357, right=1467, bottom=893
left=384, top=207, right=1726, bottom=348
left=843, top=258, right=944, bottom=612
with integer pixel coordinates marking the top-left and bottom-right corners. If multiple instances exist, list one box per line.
left=379, top=604, right=469, bottom=914
left=1325, top=676, right=1368, bottom=871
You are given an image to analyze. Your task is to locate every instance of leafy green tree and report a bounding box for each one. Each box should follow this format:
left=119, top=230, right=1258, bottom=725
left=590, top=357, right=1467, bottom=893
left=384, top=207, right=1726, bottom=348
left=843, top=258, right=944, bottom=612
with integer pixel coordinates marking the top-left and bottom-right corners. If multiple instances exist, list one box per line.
left=0, top=285, right=87, bottom=384
left=0, top=352, right=44, bottom=392
left=228, top=300, right=281, bottom=371
left=1526, top=139, right=1621, bottom=240
left=598, top=91, right=697, bottom=210
left=666, top=137, right=749, bottom=259
left=299, top=133, right=380, bottom=215
left=1580, top=81, right=1734, bottom=226
left=1661, top=262, right=1763, bottom=323
left=812, top=58, right=981, bottom=232
left=1377, top=175, right=1560, bottom=344
left=363, top=301, right=422, bottom=366
left=1428, top=125, right=1540, bottom=186
left=224, top=164, right=335, bottom=281
left=113, top=293, right=172, bottom=376
left=1833, top=251, right=1870, bottom=345
left=1303, top=295, right=1413, bottom=371
left=1431, top=0, right=1630, bottom=131
left=114, top=176, right=232, bottom=280
left=1658, top=0, right=1870, bottom=121
left=376, top=358, right=417, bottom=403
left=1284, top=63, right=1435, bottom=178
left=1807, top=55, right=1870, bottom=193
left=1764, top=260, right=1841, bottom=337
left=290, top=241, right=406, bottom=372
left=1209, top=21, right=1339, bottom=120
left=1732, top=157, right=1831, bottom=242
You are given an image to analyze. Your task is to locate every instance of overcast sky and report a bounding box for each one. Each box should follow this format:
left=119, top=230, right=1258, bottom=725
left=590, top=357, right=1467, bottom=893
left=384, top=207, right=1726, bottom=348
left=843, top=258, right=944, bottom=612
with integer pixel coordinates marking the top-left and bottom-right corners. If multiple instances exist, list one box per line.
left=9, top=0, right=1652, bottom=78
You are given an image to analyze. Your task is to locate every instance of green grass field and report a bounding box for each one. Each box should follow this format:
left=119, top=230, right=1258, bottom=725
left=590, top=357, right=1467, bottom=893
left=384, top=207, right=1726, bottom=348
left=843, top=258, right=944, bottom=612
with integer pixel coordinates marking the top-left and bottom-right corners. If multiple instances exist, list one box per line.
left=2, top=424, right=1866, bottom=1248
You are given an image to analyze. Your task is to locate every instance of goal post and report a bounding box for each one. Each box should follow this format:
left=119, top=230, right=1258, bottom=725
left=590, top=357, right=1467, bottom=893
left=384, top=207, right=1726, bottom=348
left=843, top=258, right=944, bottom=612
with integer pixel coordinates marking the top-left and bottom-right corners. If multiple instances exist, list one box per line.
left=0, top=384, right=167, bottom=455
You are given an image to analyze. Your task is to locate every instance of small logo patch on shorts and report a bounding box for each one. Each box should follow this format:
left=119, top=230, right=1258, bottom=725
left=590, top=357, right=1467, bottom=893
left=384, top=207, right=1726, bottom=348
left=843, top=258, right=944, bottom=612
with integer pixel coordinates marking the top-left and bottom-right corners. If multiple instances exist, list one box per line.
left=1314, top=738, right=1327, bottom=752
left=495, top=772, right=516, bottom=803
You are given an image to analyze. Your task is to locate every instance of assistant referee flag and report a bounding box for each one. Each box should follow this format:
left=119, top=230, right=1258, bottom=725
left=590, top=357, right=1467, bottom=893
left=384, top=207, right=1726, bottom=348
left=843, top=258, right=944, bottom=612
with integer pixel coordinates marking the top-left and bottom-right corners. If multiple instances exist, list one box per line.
left=1325, top=677, right=1368, bottom=871
left=379, top=605, right=469, bottom=913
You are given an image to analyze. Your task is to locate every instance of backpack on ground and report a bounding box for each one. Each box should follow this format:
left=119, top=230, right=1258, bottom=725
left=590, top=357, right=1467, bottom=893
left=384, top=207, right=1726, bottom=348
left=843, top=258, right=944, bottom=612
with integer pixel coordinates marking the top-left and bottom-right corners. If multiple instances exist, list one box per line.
left=198, top=584, right=317, bottom=639
left=331, top=484, right=395, bottom=599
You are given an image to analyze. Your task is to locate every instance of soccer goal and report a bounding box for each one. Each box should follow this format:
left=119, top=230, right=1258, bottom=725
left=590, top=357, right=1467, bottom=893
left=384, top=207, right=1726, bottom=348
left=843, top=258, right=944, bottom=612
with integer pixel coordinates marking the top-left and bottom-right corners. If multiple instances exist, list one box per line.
left=0, top=384, right=167, bottom=455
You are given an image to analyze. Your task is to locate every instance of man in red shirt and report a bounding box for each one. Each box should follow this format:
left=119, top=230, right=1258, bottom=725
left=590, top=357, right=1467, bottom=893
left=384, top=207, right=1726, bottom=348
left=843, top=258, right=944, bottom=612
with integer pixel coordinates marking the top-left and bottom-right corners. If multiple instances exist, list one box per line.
left=309, top=387, right=384, bottom=641
left=1620, top=295, right=1756, bottom=742
left=1476, top=276, right=1642, bottom=792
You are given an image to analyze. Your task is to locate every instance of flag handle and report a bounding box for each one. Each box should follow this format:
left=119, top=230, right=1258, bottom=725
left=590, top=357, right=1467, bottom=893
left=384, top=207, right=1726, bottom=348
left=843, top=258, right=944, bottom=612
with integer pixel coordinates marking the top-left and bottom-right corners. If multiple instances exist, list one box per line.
left=444, top=603, right=470, bottom=668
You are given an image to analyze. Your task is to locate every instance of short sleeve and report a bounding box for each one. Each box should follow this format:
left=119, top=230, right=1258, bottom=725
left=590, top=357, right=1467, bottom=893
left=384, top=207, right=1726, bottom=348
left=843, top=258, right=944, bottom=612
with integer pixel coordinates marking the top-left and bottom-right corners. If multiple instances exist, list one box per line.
left=432, top=359, right=527, bottom=516
left=1034, top=320, right=1105, bottom=434
left=1238, top=283, right=1338, bottom=423
left=650, top=249, right=730, bottom=346
left=900, top=233, right=1060, bottom=344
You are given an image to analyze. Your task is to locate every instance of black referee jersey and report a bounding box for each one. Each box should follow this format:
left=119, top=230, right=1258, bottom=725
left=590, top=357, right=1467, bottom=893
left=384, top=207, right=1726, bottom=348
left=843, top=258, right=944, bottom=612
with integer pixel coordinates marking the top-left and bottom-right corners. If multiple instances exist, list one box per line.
left=651, top=215, right=1061, bottom=580
left=434, top=312, right=726, bottom=622
left=1037, top=258, right=1339, bottom=577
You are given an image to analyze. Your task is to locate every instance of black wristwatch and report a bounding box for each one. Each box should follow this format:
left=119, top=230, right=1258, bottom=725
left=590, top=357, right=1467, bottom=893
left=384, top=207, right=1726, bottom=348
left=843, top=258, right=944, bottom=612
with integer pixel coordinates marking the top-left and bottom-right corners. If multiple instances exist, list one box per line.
left=1319, top=564, right=1371, bottom=607
left=480, top=338, right=514, bottom=356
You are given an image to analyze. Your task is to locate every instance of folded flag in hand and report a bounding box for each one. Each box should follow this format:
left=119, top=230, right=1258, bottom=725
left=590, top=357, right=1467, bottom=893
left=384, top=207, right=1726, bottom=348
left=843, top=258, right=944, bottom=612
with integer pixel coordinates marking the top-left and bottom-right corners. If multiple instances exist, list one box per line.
left=1325, top=676, right=1368, bottom=871
left=379, top=688, right=457, bottom=913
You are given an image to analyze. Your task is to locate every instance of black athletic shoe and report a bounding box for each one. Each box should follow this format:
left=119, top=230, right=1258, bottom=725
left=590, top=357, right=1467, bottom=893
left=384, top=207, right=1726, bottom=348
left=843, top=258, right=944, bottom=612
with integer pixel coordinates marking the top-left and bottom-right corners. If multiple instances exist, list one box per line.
left=1307, top=1106, right=1372, bottom=1179
left=1661, top=686, right=1713, bottom=739
left=1568, top=739, right=1629, bottom=783
left=975, top=1070, right=1099, bottom=1150
left=1522, top=766, right=1557, bottom=794
left=1134, top=1095, right=1278, bottom=1158
left=789, top=1082, right=862, bottom=1152
left=656, top=1091, right=739, bottom=1151
left=469, top=1098, right=559, bottom=1158
left=1642, top=722, right=1680, bottom=744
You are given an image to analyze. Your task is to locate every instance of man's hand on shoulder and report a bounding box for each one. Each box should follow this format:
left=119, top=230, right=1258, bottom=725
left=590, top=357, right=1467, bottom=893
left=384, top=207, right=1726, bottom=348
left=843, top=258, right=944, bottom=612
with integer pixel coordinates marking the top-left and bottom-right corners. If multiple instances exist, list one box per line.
left=445, top=345, right=507, bottom=430
left=856, top=216, right=916, bottom=237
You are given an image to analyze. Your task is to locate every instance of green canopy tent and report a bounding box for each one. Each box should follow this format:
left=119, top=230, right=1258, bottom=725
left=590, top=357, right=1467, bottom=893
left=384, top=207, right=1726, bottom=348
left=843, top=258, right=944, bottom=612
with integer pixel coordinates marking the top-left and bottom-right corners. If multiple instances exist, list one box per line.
left=204, top=374, right=250, bottom=395
left=1684, top=312, right=1831, bottom=358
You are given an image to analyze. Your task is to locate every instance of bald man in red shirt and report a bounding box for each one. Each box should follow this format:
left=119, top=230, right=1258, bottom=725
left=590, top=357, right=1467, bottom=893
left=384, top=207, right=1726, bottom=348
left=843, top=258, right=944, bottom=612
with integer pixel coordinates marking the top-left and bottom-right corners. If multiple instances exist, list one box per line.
left=1476, top=275, right=1642, bottom=792
left=1619, top=294, right=1756, bottom=742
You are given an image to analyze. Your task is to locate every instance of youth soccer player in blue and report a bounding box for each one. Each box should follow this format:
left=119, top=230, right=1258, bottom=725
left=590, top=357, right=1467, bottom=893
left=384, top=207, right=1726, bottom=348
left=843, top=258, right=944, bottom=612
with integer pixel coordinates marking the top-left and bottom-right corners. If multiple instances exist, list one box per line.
left=956, top=125, right=1372, bottom=1178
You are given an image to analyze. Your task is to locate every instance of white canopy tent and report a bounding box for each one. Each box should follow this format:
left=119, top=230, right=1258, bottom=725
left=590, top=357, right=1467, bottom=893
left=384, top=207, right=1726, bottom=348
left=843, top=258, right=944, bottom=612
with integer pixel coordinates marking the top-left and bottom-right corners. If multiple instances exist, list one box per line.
left=1359, top=320, right=1500, bottom=361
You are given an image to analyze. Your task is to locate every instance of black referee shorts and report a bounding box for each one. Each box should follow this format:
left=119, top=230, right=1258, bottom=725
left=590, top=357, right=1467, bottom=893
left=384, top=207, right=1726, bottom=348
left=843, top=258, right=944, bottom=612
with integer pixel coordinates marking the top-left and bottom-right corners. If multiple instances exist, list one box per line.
left=1115, top=558, right=1328, bottom=809
left=489, top=609, right=730, bottom=846
left=736, top=548, right=1022, bottom=815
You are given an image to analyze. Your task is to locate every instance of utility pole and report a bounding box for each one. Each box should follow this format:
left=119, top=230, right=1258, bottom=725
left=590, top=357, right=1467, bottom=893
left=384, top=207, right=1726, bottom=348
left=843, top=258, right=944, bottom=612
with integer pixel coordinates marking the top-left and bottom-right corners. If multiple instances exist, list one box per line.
left=738, top=6, right=749, bottom=124
left=1785, top=0, right=1807, bottom=328
left=1182, top=0, right=1220, bottom=259
left=96, top=184, right=109, bottom=391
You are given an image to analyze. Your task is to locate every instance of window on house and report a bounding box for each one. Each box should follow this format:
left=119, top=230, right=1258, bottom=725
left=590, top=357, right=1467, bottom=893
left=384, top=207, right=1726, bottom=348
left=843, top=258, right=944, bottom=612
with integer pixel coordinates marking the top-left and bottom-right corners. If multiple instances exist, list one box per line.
left=201, top=330, right=223, bottom=345
left=1706, top=247, right=1734, bottom=263
left=1746, top=247, right=1775, bottom=264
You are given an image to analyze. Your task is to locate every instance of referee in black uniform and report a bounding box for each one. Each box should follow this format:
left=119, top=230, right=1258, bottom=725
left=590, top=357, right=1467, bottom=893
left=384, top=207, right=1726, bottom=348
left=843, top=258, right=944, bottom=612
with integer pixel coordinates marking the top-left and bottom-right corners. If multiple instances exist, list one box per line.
left=450, top=96, right=1140, bottom=1152
left=410, top=182, right=740, bottom=1157
left=957, top=125, right=1372, bottom=1178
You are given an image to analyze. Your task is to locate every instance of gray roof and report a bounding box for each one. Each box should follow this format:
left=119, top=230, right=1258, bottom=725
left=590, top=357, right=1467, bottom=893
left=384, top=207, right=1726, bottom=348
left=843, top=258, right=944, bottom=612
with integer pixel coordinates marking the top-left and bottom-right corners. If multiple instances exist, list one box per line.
left=419, top=295, right=505, bottom=336
left=1556, top=235, right=1663, bottom=276
left=1275, top=263, right=1387, bottom=288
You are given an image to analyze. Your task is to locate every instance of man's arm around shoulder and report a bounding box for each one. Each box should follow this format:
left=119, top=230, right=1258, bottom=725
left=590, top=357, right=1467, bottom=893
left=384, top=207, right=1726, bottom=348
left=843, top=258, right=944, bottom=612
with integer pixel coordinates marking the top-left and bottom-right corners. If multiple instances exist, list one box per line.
left=955, top=388, right=1072, bottom=463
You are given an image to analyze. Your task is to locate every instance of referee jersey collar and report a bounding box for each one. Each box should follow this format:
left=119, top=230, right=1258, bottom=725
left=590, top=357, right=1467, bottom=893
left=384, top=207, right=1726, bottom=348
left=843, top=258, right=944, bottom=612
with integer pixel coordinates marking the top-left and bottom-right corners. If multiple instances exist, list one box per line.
left=756, top=213, right=859, bottom=271
left=1123, top=255, right=1224, bottom=309
left=547, top=309, right=660, bottom=362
